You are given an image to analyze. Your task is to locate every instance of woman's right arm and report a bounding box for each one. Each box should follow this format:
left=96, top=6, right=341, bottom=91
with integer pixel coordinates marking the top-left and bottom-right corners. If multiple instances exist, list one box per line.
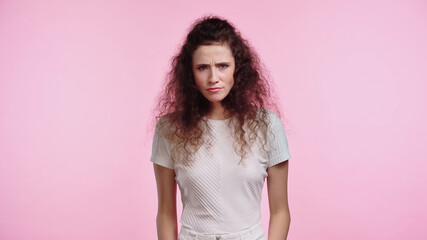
left=153, top=164, right=178, bottom=240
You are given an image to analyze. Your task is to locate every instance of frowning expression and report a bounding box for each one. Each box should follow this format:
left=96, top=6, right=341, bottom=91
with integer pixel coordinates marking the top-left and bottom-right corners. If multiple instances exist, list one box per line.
left=192, top=43, right=235, bottom=105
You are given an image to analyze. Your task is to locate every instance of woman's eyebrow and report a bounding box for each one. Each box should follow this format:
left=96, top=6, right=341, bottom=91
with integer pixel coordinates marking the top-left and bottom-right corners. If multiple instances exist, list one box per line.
left=194, top=63, right=209, bottom=68
left=195, top=62, right=231, bottom=66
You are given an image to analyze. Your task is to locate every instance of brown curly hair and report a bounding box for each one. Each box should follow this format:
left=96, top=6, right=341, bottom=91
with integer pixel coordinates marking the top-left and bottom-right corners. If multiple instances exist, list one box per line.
left=152, top=15, right=282, bottom=166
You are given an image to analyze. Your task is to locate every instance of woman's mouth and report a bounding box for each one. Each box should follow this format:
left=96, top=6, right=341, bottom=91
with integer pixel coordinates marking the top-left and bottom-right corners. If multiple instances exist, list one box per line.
left=207, top=87, right=222, bottom=93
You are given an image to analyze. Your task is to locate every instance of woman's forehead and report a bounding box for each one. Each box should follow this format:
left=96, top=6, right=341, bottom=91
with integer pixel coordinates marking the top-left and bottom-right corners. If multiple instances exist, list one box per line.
left=192, top=44, right=234, bottom=62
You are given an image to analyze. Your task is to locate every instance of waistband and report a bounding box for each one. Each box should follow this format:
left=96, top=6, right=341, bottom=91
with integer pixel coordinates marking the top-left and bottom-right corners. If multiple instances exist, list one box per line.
left=178, top=222, right=265, bottom=240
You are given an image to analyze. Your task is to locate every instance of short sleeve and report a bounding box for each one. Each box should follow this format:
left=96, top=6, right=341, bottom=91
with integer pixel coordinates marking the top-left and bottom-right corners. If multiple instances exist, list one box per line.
left=267, top=112, right=291, bottom=168
left=150, top=121, right=173, bottom=169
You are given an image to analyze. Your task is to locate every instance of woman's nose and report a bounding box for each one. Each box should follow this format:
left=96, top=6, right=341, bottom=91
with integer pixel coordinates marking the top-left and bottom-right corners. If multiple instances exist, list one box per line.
left=208, top=68, right=219, bottom=83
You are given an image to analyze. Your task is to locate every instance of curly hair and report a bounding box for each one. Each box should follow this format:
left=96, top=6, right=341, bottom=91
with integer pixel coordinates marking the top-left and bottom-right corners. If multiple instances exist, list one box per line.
left=152, top=15, right=282, bottom=166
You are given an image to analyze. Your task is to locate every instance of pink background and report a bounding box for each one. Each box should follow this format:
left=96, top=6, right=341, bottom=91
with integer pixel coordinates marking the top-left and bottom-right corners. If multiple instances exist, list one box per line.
left=1, top=0, right=426, bottom=239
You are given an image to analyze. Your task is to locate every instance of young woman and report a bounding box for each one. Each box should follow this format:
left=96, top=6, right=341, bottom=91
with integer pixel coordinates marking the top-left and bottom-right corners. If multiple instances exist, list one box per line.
left=150, top=16, right=291, bottom=240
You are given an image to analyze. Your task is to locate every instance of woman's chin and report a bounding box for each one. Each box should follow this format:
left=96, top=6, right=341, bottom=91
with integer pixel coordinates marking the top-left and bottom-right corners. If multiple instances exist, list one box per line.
left=207, top=98, right=225, bottom=104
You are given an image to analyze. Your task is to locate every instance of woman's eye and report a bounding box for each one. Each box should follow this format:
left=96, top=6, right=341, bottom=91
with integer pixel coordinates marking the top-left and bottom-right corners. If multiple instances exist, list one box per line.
left=197, top=66, right=207, bottom=70
left=218, top=64, right=229, bottom=69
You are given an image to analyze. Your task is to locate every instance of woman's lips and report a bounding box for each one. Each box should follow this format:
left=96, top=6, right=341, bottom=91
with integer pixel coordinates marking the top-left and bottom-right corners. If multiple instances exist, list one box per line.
left=207, top=88, right=222, bottom=93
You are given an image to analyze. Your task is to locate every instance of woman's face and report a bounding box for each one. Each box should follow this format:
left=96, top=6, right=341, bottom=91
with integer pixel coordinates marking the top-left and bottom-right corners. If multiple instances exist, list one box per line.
left=192, top=43, right=235, bottom=106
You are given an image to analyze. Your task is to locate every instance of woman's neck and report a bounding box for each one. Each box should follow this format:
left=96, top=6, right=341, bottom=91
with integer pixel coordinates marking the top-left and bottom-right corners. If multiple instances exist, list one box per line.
left=206, top=103, right=231, bottom=120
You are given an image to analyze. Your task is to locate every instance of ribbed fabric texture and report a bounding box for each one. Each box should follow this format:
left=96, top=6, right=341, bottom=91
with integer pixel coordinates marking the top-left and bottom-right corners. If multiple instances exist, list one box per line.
left=150, top=109, right=291, bottom=234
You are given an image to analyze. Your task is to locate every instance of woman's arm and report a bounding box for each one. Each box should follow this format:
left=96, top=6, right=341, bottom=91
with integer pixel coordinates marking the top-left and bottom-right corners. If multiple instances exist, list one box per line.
left=153, top=164, right=178, bottom=240
left=267, top=160, right=290, bottom=240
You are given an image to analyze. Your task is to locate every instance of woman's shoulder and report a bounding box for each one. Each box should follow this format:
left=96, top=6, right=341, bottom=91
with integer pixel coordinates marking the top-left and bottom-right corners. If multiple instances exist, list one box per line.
left=156, top=112, right=176, bottom=125
left=255, top=107, right=279, bottom=122
left=154, top=113, right=175, bottom=135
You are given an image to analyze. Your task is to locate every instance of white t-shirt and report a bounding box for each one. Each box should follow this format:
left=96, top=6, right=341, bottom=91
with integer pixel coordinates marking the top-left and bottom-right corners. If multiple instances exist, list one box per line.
left=150, top=109, right=291, bottom=234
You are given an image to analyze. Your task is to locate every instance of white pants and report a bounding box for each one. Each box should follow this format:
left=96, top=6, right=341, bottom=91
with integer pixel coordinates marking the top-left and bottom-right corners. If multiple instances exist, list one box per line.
left=177, top=222, right=266, bottom=240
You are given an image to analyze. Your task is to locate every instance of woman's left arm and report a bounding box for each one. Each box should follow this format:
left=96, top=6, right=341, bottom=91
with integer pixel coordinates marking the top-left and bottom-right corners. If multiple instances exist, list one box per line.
left=267, top=160, right=290, bottom=240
